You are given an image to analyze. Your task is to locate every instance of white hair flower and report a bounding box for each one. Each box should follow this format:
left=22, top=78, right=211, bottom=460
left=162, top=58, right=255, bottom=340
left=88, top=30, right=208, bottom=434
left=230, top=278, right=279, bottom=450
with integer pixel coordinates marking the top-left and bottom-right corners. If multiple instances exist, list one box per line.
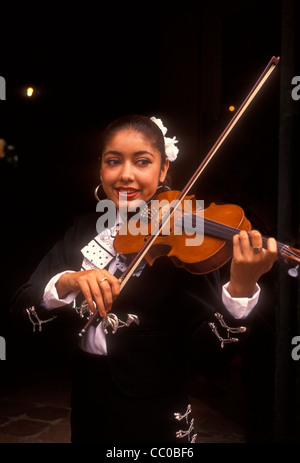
left=164, top=135, right=179, bottom=162
left=150, top=117, right=168, bottom=136
left=150, top=116, right=179, bottom=162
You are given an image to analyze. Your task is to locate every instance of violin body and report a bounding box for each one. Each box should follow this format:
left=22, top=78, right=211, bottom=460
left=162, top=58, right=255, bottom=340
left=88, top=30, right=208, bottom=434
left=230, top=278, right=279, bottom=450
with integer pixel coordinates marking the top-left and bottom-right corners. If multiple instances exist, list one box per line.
left=114, top=191, right=252, bottom=275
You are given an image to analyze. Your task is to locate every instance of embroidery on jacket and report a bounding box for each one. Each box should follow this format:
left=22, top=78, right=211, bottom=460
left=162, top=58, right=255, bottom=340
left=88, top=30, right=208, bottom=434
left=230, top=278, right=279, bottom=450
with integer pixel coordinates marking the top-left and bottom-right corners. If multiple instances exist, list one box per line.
left=208, top=312, right=247, bottom=348
left=174, top=403, right=197, bottom=443
left=26, top=306, right=57, bottom=332
left=101, top=313, right=140, bottom=334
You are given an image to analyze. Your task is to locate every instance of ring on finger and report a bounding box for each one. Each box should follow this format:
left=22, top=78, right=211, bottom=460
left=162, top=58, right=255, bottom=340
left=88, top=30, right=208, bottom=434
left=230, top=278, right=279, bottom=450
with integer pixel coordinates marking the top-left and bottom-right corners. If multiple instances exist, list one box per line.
left=100, top=277, right=108, bottom=283
left=253, top=247, right=263, bottom=253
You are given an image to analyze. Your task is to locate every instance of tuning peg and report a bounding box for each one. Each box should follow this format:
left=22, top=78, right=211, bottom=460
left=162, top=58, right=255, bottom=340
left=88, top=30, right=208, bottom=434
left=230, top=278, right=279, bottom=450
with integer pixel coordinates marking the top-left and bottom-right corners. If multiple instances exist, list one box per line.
left=288, top=265, right=299, bottom=278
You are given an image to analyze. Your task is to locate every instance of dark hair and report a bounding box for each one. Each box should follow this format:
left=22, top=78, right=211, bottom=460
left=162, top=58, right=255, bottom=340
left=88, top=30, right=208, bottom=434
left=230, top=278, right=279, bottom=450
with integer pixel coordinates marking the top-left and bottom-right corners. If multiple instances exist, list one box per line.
left=100, top=114, right=167, bottom=166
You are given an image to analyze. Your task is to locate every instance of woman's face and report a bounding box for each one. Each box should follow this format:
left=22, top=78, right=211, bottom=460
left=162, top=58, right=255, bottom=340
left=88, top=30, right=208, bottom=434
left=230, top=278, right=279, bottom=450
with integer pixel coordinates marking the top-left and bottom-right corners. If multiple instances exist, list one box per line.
left=100, top=129, right=169, bottom=210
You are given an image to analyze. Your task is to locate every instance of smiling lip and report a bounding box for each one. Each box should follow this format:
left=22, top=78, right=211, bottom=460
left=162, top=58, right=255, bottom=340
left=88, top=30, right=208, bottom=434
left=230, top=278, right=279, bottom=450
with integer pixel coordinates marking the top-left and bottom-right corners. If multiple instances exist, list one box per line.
left=115, top=187, right=139, bottom=199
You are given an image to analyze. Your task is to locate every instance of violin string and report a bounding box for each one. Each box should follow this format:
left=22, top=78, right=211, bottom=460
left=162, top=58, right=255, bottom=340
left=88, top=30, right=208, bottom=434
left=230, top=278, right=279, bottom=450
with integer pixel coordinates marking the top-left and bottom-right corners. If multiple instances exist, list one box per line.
left=176, top=213, right=300, bottom=260
left=177, top=213, right=246, bottom=241
left=279, top=245, right=300, bottom=260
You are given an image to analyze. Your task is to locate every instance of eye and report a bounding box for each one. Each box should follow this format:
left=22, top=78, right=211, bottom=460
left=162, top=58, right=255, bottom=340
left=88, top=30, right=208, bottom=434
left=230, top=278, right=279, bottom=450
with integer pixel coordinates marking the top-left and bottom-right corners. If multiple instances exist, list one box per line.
left=135, top=158, right=152, bottom=167
left=105, top=158, right=121, bottom=166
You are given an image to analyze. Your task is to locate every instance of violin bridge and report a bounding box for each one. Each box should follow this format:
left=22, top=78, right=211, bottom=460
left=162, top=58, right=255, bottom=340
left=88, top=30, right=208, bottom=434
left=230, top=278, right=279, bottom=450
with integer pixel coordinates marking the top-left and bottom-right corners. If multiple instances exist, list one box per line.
left=208, top=312, right=247, bottom=348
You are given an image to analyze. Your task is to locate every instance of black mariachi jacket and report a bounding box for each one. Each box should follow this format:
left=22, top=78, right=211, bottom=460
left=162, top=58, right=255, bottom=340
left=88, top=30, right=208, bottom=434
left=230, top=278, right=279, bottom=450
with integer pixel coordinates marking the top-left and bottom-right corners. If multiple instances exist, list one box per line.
left=10, top=213, right=252, bottom=398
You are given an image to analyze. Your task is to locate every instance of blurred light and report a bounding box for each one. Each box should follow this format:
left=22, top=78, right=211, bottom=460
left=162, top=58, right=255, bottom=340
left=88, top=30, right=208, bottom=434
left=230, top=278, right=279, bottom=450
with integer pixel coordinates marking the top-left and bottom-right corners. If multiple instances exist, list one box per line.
left=229, top=105, right=235, bottom=112
left=27, top=87, right=34, bottom=97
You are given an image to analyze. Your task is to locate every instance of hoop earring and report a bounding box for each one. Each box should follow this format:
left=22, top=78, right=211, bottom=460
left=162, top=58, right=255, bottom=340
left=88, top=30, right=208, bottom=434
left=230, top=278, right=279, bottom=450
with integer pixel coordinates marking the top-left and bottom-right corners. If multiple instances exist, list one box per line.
left=157, top=183, right=171, bottom=192
left=94, top=184, right=102, bottom=201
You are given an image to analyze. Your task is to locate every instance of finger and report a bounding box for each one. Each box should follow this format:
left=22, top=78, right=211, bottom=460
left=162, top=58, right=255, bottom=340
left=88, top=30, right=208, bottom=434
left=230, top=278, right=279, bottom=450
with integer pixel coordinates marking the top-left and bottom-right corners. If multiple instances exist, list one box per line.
left=98, top=270, right=120, bottom=302
left=88, top=278, right=108, bottom=317
left=77, top=279, right=97, bottom=315
left=109, top=276, right=121, bottom=301
left=249, top=230, right=263, bottom=253
left=232, top=233, right=243, bottom=261
left=238, top=230, right=252, bottom=256
left=267, top=237, right=277, bottom=254
left=97, top=277, right=113, bottom=313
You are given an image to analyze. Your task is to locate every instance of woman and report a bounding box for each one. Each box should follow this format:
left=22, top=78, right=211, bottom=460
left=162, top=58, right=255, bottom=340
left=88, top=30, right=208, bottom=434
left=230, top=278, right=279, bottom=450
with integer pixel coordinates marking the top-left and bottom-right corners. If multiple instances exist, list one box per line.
left=10, top=115, right=277, bottom=443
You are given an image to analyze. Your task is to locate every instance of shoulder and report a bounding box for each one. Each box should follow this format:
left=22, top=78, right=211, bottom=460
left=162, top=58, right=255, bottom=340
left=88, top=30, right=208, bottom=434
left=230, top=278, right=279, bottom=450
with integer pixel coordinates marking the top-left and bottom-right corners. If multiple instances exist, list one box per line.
left=61, top=212, right=100, bottom=249
left=25, top=212, right=100, bottom=276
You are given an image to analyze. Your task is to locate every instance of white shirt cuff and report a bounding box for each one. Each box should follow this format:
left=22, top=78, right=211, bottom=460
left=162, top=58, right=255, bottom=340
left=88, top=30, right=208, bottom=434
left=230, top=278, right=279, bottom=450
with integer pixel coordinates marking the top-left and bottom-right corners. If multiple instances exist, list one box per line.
left=222, top=282, right=261, bottom=319
left=43, top=271, right=80, bottom=308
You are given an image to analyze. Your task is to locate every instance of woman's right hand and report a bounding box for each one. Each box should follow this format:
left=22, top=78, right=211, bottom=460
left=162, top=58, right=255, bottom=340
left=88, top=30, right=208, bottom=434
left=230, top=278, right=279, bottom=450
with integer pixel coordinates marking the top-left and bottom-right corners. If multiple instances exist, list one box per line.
left=55, top=269, right=120, bottom=317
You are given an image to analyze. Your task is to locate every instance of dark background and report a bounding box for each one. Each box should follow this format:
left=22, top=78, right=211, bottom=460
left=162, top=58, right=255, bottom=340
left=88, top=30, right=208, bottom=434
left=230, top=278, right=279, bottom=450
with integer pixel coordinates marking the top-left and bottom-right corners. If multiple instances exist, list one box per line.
left=0, top=0, right=299, bottom=442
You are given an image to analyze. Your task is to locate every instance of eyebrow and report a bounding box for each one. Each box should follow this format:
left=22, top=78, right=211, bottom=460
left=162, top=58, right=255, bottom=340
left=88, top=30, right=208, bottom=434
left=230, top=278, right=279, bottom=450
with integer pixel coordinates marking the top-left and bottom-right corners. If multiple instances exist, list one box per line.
left=103, top=150, right=155, bottom=158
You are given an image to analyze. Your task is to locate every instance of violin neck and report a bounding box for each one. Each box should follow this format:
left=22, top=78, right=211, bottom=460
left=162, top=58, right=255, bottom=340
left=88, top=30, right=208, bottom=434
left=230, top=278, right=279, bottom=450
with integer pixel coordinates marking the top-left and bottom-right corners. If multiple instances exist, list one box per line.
left=178, top=214, right=288, bottom=254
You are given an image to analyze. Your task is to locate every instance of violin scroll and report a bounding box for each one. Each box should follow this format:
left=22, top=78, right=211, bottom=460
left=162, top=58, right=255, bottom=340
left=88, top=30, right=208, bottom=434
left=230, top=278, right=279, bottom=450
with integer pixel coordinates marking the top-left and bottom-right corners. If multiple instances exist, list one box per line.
left=278, top=244, right=300, bottom=277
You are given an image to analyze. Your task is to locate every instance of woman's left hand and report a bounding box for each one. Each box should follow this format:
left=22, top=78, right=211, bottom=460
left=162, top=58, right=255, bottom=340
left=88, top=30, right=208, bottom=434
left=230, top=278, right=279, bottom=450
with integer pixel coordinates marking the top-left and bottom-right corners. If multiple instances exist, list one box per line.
left=227, top=229, right=278, bottom=298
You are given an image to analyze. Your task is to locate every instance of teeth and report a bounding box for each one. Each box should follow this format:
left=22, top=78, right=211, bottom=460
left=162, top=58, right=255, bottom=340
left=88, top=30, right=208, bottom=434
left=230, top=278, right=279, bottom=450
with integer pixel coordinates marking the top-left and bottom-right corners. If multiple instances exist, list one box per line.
left=119, top=189, right=136, bottom=193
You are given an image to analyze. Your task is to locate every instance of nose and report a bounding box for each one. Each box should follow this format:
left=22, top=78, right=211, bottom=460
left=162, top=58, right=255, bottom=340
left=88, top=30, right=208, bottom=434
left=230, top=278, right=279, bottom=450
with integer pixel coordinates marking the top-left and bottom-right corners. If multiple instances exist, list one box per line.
left=119, top=161, right=134, bottom=183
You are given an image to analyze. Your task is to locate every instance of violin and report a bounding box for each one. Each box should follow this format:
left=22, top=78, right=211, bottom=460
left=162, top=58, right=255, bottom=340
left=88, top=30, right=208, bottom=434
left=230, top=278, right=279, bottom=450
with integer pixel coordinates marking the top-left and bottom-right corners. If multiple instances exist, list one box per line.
left=79, top=55, right=299, bottom=337
left=113, top=189, right=300, bottom=276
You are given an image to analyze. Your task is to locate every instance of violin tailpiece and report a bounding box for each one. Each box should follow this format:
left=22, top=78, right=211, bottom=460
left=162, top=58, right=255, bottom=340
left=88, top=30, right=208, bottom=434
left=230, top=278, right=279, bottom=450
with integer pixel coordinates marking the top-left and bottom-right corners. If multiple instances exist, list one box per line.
left=208, top=312, right=247, bottom=349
